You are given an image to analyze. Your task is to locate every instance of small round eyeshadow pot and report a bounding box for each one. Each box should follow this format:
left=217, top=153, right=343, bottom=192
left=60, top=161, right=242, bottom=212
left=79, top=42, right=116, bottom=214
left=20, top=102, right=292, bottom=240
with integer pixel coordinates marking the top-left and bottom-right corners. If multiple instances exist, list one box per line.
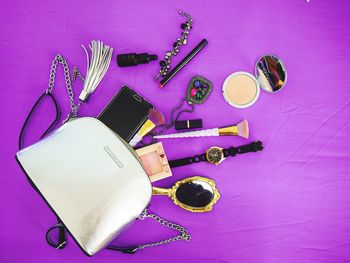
left=222, top=71, right=260, bottom=108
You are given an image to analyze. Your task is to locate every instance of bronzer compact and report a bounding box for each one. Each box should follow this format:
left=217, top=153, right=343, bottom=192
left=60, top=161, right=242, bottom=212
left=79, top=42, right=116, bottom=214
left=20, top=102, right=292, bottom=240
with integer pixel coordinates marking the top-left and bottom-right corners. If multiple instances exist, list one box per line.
left=136, top=142, right=172, bottom=182
left=222, top=54, right=287, bottom=108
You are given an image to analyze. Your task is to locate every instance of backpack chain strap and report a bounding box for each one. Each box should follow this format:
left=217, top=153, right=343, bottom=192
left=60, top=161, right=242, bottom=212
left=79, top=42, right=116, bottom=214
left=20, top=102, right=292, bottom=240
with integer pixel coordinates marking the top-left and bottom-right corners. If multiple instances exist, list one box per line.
left=47, top=54, right=83, bottom=123
left=136, top=209, right=191, bottom=251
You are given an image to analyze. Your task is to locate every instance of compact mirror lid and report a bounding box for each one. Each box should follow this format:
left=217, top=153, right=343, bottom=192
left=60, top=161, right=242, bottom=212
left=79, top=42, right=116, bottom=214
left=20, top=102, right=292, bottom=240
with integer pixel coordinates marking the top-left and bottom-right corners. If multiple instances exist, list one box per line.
left=255, top=54, right=287, bottom=93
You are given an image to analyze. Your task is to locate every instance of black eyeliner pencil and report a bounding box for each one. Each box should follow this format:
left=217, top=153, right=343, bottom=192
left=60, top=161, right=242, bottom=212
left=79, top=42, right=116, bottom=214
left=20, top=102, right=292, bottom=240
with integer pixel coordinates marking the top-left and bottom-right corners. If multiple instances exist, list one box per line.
left=159, top=38, right=208, bottom=88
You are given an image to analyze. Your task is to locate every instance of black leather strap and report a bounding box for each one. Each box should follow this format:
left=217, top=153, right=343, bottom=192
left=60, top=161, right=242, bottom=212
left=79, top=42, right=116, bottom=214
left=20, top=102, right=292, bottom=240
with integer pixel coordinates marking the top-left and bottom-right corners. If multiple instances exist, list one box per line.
left=46, top=223, right=67, bottom=249
left=169, top=141, right=264, bottom=168
left=169, top=153, right=206, bottom=168
left=222, top=147, right=237, bottom=157
left=18, top=92, right=66, bottom=250
left=18, top=92, right=61, bottom=150
left=223, top=141, right=264, bottom=157
left=106, top=245, right=139, bottom=254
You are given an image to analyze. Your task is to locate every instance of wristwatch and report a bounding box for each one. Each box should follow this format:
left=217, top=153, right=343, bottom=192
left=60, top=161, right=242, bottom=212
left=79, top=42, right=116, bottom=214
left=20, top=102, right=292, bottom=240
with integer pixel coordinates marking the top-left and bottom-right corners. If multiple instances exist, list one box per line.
left=169, top=141, right=263, bottom=168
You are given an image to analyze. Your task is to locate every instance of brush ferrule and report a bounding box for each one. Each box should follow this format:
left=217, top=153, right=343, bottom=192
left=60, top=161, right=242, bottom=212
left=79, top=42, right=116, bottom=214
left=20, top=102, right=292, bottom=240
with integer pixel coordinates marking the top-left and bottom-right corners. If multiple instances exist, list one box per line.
left=138, top=119, right=156, bottom=137
left=218, top=125, right=238, bottom=136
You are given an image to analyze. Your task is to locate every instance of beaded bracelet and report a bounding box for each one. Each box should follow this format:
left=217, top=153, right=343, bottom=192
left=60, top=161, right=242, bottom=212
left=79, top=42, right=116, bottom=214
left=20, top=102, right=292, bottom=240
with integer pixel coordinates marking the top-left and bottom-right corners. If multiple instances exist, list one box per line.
left=155, top=11, right=193, bottom=80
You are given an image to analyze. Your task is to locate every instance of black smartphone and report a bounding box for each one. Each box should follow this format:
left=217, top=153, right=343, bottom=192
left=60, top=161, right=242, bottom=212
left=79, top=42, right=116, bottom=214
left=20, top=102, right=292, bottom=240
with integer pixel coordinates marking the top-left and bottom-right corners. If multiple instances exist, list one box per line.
left=98, top=86, right=153, bottom=142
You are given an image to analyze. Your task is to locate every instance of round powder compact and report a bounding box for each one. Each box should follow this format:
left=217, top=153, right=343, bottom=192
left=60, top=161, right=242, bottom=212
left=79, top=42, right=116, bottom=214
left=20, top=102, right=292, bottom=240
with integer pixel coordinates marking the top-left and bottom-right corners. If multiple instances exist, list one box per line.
left=222, top=71, right=260, bottom=108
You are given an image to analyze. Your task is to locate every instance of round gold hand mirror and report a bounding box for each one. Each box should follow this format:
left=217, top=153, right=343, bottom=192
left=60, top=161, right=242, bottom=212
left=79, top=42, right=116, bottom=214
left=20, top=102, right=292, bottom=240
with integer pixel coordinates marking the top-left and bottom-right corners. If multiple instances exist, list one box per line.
left=152, top=176, right=221, bottom=212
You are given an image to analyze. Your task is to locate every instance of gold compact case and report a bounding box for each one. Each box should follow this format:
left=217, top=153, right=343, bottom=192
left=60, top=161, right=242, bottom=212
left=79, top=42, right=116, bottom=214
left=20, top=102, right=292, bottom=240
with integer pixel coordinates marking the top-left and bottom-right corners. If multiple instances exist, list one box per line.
left=136, top=142, right=172, bottom=182
left=152, top=176, right=220, bottom=212
left=222, top=54, right=287, bottom=108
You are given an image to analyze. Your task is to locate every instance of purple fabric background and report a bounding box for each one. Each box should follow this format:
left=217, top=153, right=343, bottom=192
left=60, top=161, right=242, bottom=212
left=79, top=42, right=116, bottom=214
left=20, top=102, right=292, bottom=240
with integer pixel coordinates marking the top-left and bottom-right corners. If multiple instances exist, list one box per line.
left=1, top=0, right=350, bottom=262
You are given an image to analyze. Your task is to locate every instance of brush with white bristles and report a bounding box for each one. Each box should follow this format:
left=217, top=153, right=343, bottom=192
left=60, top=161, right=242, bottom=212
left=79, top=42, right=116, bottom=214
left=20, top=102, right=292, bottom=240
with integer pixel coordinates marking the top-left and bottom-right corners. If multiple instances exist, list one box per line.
left=154, top=119, right=249, bottom=139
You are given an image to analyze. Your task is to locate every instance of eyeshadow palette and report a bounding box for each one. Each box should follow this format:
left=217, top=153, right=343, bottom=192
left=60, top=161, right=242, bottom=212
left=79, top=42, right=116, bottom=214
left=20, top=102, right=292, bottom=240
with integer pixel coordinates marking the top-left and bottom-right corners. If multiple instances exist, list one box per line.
left=136, top=142, right=172, bottom=182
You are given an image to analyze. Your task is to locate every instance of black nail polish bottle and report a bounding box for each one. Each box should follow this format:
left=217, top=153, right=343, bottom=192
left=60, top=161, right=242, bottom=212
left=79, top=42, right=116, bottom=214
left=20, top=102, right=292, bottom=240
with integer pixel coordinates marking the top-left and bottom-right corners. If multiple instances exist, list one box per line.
left=117, top=53, right=158, bottom=67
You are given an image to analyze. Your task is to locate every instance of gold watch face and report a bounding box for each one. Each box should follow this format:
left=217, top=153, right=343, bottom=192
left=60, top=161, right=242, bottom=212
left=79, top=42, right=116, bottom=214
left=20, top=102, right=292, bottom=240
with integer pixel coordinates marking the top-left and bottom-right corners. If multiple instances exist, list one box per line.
left=206, top=147, right=224, bottom=165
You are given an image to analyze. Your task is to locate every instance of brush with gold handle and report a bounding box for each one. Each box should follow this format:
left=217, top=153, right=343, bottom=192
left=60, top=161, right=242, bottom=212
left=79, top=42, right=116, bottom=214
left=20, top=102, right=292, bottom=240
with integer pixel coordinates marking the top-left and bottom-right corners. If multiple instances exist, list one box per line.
left=154, top=119, right=249, bottom=139
left=129, top=109, right=165, bottom=147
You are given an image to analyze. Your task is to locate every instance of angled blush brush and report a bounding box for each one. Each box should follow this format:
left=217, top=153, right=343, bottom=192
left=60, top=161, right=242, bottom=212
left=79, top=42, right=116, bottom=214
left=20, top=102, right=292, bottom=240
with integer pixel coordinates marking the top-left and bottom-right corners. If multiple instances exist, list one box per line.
left=154, top=119, right=249, bottom=139
left=129, top=109, right=165, bottom=147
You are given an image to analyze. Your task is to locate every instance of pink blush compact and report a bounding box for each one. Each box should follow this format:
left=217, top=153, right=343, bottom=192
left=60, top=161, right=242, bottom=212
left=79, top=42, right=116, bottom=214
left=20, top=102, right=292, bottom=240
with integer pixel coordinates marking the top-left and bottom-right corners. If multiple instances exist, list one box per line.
left=136, top=142, right=172, bottom=182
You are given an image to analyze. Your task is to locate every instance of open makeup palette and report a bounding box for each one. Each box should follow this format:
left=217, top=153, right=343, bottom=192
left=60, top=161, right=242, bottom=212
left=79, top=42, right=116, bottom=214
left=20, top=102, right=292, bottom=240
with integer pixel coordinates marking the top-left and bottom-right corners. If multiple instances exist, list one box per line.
left=136, top=142, right=172, bottom=182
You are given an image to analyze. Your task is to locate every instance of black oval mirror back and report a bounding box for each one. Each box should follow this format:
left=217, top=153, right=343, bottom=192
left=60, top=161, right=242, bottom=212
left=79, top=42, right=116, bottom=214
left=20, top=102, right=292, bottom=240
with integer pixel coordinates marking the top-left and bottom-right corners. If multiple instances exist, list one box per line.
left=175, top=180, right=214, bottom=208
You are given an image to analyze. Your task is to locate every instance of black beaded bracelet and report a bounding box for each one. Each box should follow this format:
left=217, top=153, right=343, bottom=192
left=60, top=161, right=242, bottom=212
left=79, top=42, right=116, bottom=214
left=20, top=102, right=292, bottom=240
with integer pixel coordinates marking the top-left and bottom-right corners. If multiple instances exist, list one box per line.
left=155, top=11, right=193, bottom=80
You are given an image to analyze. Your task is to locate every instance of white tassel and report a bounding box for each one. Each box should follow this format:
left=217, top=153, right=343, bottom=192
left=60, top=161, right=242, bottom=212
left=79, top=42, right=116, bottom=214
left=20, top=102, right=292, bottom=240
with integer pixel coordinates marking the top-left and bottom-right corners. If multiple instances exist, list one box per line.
left=79, top=40, right=113, bottom=101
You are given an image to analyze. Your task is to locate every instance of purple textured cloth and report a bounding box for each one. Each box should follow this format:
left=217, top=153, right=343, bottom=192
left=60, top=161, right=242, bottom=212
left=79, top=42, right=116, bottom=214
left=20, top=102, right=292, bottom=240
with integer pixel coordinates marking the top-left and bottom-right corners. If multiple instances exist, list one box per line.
left=1, top=0, right=350, bottom=262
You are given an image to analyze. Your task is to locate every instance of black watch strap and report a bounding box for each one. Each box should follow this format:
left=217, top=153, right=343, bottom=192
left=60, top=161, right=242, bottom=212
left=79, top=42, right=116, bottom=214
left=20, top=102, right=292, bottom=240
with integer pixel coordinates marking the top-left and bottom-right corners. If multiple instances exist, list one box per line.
left=223, top=141, right=264, bottom=157
left=169, top=141, right=263, bottom=168
left=169, top=153, right=207, bottom=168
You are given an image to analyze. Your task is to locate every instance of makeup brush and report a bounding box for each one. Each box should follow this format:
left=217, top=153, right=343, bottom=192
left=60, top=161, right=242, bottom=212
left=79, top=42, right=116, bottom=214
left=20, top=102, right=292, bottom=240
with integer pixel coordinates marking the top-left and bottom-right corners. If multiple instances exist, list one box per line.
left=129, top=109, right=165, bottom=147
left=154, top=119, right=249, bottom=139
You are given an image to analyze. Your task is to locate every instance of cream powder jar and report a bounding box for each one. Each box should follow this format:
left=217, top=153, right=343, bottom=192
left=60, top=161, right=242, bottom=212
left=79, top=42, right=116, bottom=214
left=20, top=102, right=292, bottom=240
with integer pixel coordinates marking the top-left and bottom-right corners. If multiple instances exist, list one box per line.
left=222, top=71, right=260, bottom=108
